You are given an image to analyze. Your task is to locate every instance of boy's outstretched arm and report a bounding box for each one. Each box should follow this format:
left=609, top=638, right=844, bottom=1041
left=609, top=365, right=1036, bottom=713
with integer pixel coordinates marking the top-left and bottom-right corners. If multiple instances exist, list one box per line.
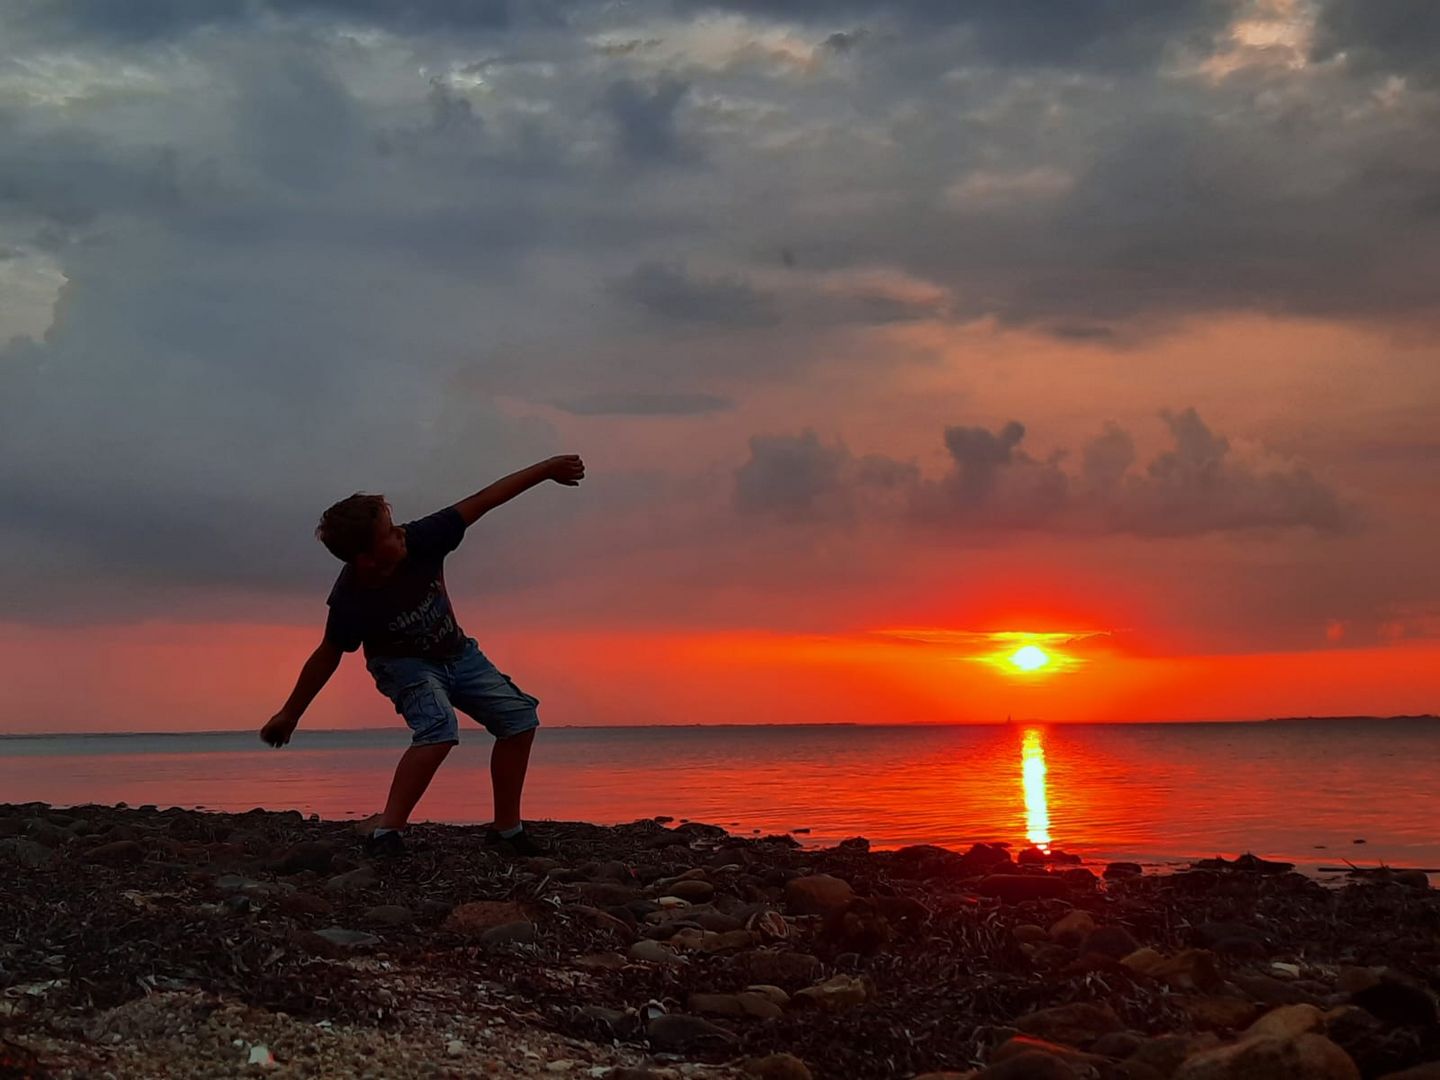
left=453, top=454, right=585, bottom=527
left=261, top=639, right=344, bottom=747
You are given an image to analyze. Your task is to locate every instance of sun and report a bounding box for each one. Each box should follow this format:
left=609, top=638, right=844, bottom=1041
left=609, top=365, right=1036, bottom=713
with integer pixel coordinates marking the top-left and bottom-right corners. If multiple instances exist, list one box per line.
left=1009, top=645, right=1051, bottom=672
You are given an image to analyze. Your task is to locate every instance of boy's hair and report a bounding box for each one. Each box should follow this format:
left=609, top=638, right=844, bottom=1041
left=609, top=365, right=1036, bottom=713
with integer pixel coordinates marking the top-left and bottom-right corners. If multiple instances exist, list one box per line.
left=316, top=493, right=390, bottom=562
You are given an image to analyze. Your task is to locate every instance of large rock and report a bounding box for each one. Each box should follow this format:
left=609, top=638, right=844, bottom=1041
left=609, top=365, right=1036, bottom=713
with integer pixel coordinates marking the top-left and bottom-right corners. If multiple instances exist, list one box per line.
left=1048, top=911, right=1095, bottom=944
left=1150, top=949, right=1223, bottom=992
left=272, top=841, right=336, bottom=875
left=1173, top=1034, right=1360, bottom=1080
left=978, top=1052, right=1077, bottom=1079
left=976, top=875, right=1071, bottom=903
left=83, top=839, right=146, bottom=866
left=1182, top=996, right=1262, bottom=1031
left=785, top=874, right=855, bottom=916
left=1351, top=980, right=1439, bottom=1027
left=1012, top=1002, right=1122, bottom=1046
left=1083, top=926, right=1140, bottom=960
left=743, top=1053, right=812, bottom=1080
left=792, top=974, right=871, bottom=1011
left=0, top=838, right=54, bottom=868
left=444, top=900, right=529, bottom=937
left=1244, top=1004, right=1325, bottom=1041
left=992, top=1035, right=1106, bottom=1068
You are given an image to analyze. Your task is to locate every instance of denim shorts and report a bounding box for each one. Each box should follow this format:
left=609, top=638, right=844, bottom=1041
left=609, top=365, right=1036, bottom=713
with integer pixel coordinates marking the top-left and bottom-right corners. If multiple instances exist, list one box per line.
left=366, top=637, right=540, bottom=747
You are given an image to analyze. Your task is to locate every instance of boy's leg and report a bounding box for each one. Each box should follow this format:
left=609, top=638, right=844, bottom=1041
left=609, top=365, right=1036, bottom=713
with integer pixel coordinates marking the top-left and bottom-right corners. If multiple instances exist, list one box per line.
left=449, top=638, right=541, bottom=832
left=490, top=728, right=535, bottom=833
left=380, top=742, right=455, bottom=830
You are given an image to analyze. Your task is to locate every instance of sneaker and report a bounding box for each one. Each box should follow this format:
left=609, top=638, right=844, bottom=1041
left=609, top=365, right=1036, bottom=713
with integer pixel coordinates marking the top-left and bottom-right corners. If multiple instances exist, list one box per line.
left=484, top=827, right=549, bottom=857
left=364, top=829, right=406, bottom=858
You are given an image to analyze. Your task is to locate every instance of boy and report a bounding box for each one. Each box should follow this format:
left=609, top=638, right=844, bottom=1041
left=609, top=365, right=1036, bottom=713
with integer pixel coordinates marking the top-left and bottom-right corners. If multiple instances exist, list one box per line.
left=260, top=454, right=585, bottom=857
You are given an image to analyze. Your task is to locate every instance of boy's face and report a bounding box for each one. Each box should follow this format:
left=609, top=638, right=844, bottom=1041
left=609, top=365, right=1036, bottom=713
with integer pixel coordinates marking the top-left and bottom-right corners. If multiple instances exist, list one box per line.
left=354, top=506, right=406, bottom=573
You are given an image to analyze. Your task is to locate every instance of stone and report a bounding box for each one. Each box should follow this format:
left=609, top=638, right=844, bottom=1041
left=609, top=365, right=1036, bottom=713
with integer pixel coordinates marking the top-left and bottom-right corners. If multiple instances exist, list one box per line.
left=736, top=992, right=784, bottom=1020
left=1105, top=862, right=1144, bottom=879
left=646, top=1013, right=735, bottom=1051
left=792, top=974, right=871, bottom=1011
left=1351, top=980, right=1439, bottom=1027
left=689, top=993, right=745, bottom=1018
left=576, top=882, right=641, bottom=906
left=1121, top=948, right=1165, bottom=977
left=444, top=900, right=529, bottom=937
left=1012, top=1002, right=1122, bottom=1046
left=976, top=875, right=1071, bottom=903
left=785, top=874, right=855, bottom=916
left=1379, top=1065, right=1440, bottom=1079
left=1131, top=1035, right=1219, bottom=1076
left=992, top=1035, right=1106, bottom=1068
left=1231, top=972, right=1308, bottom=1006
left=1090, top=1032, right=1147, bottom=1058
left=744, top=984, right=790, bottom=1006
left=977, top=1052, right=1077, bottom=1079
left=446, top=1039, right=465, bottom=1057
left=1182, top=996, right=1262, bottom=1031
left=1013, top=924, right=1049, bottom=944
left=1173, top=1034, right=1360, bottom=1080
left=83, top=840, right=146, bottom=866
left=361, top=904, right=413, bottom=927
left=667, top=879, right=716, bottom=903
left=1244, top=1004, right=1325, bottom=1041
left=1082, top=926, right=1140, bottom=960
left=566, top=904, right=634, bottom=939
left=323, top=866, right=377, bottom=894
left=702, top=929, right=758, bottom=953
left=314, top=926, right=381, bottom=949
left=1150, top=950, right=1223, bottom=992
left=272, top=841, right=335, bottom=876
left=1048, top=911, right=1095, bottom=944
left=733, top=950, right=823, bottom=986
left=0, top=838, right=54, bottom=868
left=629, top=939, right=683, bottom=966
left=743, top=1052, right=812, bottom=1080
left=480, top=920, right=535, bottom=947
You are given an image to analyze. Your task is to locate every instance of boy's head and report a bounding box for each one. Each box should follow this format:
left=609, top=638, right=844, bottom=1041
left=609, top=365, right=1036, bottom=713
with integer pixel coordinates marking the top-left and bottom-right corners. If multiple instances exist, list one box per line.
left=316, top=493, right=407, bottom=570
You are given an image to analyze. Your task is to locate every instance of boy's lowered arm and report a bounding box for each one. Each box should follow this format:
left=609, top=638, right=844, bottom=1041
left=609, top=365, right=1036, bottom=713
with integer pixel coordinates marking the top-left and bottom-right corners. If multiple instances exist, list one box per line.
left=261, top=639, right=343, bottom=747
left=452, top=454, right=585, bottom=527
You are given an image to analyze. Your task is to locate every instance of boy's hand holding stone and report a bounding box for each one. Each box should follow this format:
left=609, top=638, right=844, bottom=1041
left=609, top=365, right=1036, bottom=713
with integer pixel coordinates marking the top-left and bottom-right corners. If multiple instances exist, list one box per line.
left=261, top=710, right=299, bottom=748
left=545, top=454, right=585, bottom=486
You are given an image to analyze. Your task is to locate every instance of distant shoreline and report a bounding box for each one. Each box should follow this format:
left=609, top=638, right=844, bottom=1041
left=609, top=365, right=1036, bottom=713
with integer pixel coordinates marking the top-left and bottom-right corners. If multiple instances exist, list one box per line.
left=3, top=714, right=1439, bottom=739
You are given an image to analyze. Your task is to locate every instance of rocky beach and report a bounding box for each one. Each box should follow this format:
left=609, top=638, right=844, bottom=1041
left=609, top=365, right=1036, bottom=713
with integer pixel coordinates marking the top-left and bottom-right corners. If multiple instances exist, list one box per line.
left=2, top=802, right=1438, bottom=1080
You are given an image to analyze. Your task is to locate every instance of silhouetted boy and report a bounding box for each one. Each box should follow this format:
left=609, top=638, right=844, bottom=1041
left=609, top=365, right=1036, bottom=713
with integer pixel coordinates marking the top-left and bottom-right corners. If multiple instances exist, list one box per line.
left=261, top=455, right=585, bottom=856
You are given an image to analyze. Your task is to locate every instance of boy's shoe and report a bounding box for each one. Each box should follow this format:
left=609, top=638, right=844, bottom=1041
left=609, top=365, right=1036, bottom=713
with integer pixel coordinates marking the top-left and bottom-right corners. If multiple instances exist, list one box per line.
left=364, top=829, right=407, bottom=858
left=484, top=827, right=549, bottom=858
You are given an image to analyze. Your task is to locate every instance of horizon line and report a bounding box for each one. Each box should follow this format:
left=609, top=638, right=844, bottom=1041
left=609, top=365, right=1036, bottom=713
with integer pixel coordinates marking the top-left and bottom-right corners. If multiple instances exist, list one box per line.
left=2, top=714, right=1436, bottom=739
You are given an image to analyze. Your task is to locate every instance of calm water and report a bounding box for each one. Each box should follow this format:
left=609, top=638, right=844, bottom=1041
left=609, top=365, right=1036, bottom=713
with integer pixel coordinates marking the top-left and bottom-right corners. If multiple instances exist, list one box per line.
left=2, top=721, right=1436, bottom=871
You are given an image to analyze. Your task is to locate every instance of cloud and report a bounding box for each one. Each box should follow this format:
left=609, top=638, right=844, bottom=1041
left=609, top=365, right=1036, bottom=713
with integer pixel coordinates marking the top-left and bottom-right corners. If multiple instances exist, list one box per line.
left=736, top=409, right=1355, bottom=537
left=612, top=260, right=779, bottom=325
left=548, top=391, right=734, bottom=416
left=734, top=430, right=918, bottom=520
left=601, top=76, right=696, bottom=163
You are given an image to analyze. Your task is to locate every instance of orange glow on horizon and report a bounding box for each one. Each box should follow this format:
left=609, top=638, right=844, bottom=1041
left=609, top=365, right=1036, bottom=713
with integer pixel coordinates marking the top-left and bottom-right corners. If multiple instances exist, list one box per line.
left=1021, top=727, right=1051, bottom=851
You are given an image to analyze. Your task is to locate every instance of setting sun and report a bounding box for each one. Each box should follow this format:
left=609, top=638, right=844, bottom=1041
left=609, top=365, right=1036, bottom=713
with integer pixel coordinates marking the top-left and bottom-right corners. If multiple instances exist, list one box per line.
left=1010, top=645, right=1051, bottom=671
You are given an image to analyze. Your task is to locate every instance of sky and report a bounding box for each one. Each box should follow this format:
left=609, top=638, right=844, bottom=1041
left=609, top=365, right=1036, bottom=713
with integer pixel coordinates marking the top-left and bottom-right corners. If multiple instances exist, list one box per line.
left=2, top=0, right=1438, bottom=731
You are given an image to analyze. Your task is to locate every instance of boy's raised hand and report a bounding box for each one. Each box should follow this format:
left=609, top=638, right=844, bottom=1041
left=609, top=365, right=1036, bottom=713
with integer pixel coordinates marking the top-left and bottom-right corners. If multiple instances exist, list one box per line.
left=545, top=454, right=585, bottom=486
left=261, top=710, right=299, bottom=748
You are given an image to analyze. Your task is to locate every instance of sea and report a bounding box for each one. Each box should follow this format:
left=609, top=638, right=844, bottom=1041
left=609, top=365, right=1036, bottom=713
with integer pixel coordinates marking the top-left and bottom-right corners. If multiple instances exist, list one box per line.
left=2, top=720, right=1436, bottom=872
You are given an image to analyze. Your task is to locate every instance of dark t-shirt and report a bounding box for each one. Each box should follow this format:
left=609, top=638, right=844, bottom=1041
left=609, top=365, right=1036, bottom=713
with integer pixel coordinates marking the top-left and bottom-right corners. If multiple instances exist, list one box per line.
left=324, top=507, right=469, bottom=661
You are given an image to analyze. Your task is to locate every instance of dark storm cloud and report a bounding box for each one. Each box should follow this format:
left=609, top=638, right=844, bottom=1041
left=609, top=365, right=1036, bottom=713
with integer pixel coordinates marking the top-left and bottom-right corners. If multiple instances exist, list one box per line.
left=736, top=410, right=1354, bottom=538
left=549, top=391, right=734, bottom=416
left=0, top=0, right=1429, bottom=624
left=601, top=77, right=696, bottom=164
left=1311, top=0, right=1440, bottom=83
left=612, top=261, right=778, bottom=325
left=676, top=0, right=1237, bottom=68
left=10, top=0, right=584, bottom=42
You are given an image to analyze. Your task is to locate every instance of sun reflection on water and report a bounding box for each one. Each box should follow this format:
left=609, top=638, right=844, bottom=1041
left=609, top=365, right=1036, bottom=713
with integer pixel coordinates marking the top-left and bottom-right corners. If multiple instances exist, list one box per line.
left=1021, top=727, right=1052, bottom=851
